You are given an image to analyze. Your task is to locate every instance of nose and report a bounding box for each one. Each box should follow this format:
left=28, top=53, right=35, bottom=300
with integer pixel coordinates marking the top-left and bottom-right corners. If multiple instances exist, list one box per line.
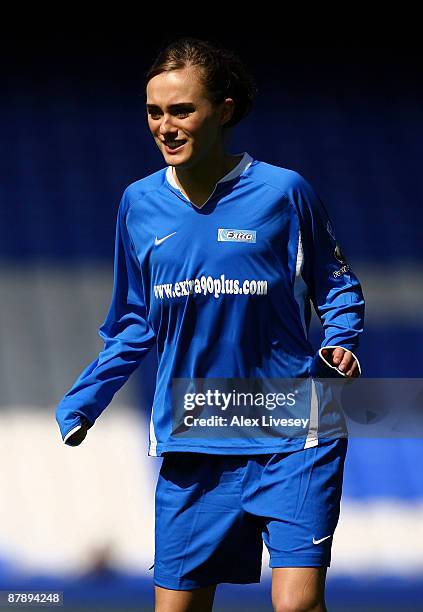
left=159, top=113, right=177, bottom=136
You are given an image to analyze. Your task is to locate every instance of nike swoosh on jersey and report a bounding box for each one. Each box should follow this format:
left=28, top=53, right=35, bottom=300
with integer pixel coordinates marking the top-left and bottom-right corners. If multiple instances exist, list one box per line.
left=154, top=232, right=177, bottom=246
left=312, top=535, right=332, bottom=545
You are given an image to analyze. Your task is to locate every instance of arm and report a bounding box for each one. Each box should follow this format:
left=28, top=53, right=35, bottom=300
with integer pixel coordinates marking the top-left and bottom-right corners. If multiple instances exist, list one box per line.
left=56, top=190, right=156, bottom=445
left=288, top=173, right=365, bottom=377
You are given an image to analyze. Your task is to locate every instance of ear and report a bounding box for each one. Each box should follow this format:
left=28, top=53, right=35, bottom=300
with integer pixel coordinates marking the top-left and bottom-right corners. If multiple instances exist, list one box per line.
left=220, top=98, right=235, bottom=126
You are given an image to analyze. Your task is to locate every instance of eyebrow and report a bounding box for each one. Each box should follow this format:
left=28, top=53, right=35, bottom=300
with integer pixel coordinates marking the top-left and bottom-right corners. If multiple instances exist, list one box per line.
left=146, top=103, right=195, bottom=111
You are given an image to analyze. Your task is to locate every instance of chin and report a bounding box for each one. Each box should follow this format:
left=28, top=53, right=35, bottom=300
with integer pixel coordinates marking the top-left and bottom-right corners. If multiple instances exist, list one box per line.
left=160, top=143, right=194, bottom=167
left=169, top=155, right=195, bottom=169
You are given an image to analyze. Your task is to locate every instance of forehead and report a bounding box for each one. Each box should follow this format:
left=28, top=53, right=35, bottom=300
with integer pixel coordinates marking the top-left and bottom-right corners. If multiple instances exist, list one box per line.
left=146, top=66, right=208, bottom=105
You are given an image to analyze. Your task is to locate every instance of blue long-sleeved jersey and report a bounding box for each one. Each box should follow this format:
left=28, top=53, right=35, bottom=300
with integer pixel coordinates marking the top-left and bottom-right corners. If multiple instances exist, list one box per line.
left=56, top=152, right=365, bottom=455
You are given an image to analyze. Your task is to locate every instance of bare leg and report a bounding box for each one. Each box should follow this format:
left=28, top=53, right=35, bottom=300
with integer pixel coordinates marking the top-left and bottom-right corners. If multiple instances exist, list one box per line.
left=155, top=584, right=217, bottom=612
left=271, top=567, right=327, bottom=612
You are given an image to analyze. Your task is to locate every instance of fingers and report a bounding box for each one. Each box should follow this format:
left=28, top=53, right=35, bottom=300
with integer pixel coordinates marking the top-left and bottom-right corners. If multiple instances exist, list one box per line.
left=331, top=347, right=346, bottom=367
left=345, top=359, right=359, bottom=378
left=324, top=347, right=358, bottom=378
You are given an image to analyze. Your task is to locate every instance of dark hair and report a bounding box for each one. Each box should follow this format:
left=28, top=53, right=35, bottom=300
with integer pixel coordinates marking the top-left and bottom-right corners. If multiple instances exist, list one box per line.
left=145, top=37, right=257, bottom=129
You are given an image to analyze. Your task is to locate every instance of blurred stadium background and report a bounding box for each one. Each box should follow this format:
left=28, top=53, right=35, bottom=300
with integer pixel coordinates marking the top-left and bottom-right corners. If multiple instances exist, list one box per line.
left=1, top=32, right=422, bottom=611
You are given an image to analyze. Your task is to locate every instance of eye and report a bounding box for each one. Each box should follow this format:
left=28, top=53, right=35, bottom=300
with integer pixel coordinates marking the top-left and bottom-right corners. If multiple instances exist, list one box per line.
left=147, top=107, right=193, bottom=120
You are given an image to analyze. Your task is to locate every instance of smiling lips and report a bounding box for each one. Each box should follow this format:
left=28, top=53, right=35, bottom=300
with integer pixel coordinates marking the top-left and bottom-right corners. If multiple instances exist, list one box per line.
left=163, top=140, right=187, bottom=153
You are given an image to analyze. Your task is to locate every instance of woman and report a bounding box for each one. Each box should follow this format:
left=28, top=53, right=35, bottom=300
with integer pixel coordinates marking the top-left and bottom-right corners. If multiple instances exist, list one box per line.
left=56, top=37, right=364, bottom=612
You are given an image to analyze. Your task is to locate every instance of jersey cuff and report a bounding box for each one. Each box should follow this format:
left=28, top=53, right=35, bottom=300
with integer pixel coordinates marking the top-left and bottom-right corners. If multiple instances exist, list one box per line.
left=63, top=424, right=82, bottom=444
left=319, top=345, right=362, bottom=377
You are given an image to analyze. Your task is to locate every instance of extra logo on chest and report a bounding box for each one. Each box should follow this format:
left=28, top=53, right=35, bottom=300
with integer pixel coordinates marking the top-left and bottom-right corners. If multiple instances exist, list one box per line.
left=217, top=228, right=256, bottom=243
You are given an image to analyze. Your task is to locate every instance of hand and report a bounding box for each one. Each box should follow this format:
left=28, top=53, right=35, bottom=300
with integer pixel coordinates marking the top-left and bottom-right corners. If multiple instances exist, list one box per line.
left=321, top=347, right=360, bottom=378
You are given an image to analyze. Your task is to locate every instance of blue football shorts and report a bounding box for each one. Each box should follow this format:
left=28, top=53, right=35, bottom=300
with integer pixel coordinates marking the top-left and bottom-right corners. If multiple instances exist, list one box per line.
left=153, top=437, right=347, bottom=590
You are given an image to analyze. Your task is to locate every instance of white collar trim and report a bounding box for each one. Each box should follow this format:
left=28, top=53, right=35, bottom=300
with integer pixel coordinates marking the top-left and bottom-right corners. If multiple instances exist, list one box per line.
left=166, top=152, right=253, bottom=190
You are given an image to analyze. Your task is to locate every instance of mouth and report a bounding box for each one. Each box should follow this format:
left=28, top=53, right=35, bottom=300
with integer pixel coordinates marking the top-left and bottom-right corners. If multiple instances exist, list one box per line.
left=162, top=140, right=187, bottom=154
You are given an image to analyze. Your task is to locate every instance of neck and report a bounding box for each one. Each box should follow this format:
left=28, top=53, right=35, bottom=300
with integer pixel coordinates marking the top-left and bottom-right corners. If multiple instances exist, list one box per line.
left=172, top=148, right=243, bottom=206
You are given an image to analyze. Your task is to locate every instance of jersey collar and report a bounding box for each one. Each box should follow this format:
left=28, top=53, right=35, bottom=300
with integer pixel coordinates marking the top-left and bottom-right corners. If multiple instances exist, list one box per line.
left=165, top=151, right=253, bottom=192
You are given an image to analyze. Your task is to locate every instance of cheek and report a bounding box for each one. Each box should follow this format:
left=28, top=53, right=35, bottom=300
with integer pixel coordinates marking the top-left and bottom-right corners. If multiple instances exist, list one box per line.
left=181, top=119, right=200, bottom=136
left=147, top=119, right=155, bottom=135
left=187, top=116, right=217, bottom=141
